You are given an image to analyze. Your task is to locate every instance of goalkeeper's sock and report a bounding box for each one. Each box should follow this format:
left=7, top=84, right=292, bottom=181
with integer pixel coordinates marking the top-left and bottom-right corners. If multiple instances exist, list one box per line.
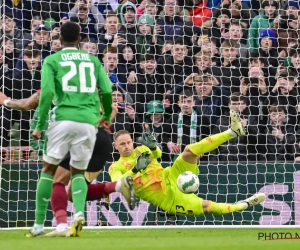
left=86, top=181, right=120, bottom=201
left=71, top=174, right=88, bottom=213
left=35, top=173, right=54, bottom=225
left=51, top=183, right=68, bottom=225
left=187, top=130, right=235, bottom=156
left=207, top=201, right=247, bottom=215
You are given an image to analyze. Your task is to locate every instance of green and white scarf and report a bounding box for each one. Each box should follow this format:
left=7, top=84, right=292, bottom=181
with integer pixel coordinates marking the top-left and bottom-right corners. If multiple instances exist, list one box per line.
left=174, top=109, right=198, bottom=161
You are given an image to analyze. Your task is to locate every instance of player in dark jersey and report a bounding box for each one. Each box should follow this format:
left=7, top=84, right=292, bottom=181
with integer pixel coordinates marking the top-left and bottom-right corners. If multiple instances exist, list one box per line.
left=0, top=90, right=136, bottom=237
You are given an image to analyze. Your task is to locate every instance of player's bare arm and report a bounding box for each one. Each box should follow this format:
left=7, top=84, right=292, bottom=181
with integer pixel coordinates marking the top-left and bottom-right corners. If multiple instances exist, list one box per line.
left=0, top=91, right=40, bottom=111
left=99, top=103, right=116, bottom=128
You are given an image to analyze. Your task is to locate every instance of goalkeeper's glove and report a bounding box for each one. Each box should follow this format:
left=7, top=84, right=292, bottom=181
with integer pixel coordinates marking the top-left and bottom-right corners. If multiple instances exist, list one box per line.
left=132, top=152, right=152, bottom=174
left=138, top=132, right=157, bottom=150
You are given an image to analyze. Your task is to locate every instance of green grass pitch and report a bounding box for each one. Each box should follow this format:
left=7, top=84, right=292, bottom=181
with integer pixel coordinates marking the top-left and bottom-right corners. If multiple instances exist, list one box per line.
left=1, top=228, right=300, bottom=250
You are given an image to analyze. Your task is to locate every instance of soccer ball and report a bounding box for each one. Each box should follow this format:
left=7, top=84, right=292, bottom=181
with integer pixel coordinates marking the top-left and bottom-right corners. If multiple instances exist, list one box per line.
left=177, top=171, right=199, bottom=194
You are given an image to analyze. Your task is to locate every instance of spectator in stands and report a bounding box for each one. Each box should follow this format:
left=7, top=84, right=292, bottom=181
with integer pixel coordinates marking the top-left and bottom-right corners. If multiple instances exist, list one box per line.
left=50, top=35, right=61, bottom=52
left=119, top=1, right=139, bottom=45
left=13, top=46, right=41, bottom=99
left=95, top=0, right=116, bottom=16
left=189, top=36, right=218, bottom=65
left=43, top=18, right=61, bottom=39
left=136, top=13, right=164, bottom=62
left=193, top=73, right=227, bottom=124
left=128, top=54, right=164, bottom=117
left=30, top=25, right=51, bottom=50
left=210, top=92, right=260, bottom=162
left=205, top=9, right=231, bottom=48
left=30, top=0, right=71, bottom=25
left=0, top=48, right=13, bottom=98
left=69, top=0, right=104, bottom=40
left=157, top=38, right=193, bottom=93
left=240, top=66, right=269, bottom=125
left=102, top=46, right=122, bottom=87
left=97, top=12, right=122, bottom=55
left=157, top=40, right=174, bottom=63
left=249, top=51, right=276, bottom=86
left=1, top=35, right=17, bottom=74
left=162, top=40, right=173, bottom=54
left=212, top=0, right=256, bottom=29
left=228, top=21, right=249, bottom=59
left=156, top=0, right=192, bottom=41
left=14, top=24, right=51, bottom=77
left=117, top=0, right=137, bottom=16
left=181, top=25, right=202, bottom=48
left=290, top=48, right=300, bottom=79
left=165, top=52, right=212, bottom=112
left=117, top=44, right=137, bottom=84
left=163, top=88, right=209, bottom=162
left=80, top=38, right=98, bottom=56
left=165, top=71, right=227, bottom=122
left=110, top=85, right=143, bottom=144
left=144, top=100, right=165, bottom=146
left=136, top=0, right=158, bottom=20
left=209, top=39, right=248, bottom=96
left=273, top=0, right=299, bottom=51
left=256, top=29, right=279, bottom=68
left=267, top=73, right=299, bottom=124
left=30, top=16, right=43, bottom=36
left=278, top=39, right=298, bottom=67
left=194, top=51, right=211, bottom=75
left=0, top=46, right=41, bottom=161
left=2, top=0, right=32, bottom=28
left=0, top=14, right=31, bottom=56
left=158, top=0, right=190, bottom=22
left=247, top=0, right=278, bottom=52
left=261, top=105, right=297, bottom=161
left=189, top=0, right=212, bottom=27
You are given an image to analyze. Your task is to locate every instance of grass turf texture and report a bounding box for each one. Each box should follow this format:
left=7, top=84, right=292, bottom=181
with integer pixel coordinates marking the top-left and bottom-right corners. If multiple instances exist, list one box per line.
left=0, top=229, right=300, bottom=250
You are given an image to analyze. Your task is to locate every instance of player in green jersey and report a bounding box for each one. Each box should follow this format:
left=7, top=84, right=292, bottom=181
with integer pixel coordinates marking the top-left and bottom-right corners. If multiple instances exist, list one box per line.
left=109, top=111, right=265, bottom=218
left=32, top=21, right=113, bottom=237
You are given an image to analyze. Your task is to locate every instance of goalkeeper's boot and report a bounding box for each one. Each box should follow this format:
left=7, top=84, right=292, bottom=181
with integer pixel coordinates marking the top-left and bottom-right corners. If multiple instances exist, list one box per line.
left=25, top=224, right=44, bottom=237
left=230, top=110, right=246, bottom=136
left=66, top=212, right=85, bottom=237
left=236, top=193, right=266, bottom=209
left=44, top=224, right=69, bottom=237
left=120, top=176, right=136, bottom=210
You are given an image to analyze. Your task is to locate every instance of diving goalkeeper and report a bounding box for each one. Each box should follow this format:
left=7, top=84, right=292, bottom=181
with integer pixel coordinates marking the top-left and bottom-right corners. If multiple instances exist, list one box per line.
left=109, top=111, right=265, bottom=216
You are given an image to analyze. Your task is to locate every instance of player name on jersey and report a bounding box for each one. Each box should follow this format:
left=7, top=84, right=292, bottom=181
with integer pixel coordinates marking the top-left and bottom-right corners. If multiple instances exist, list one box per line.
left=61, top=53, right=91, bottom=61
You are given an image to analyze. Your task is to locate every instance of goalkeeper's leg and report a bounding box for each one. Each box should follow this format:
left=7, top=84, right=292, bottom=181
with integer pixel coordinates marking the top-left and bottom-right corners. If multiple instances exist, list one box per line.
left=182, top=111, right=246, bottom=164
left=202, top=193, right=266, bottom=215
left=171, top=192, right=265, bottom=216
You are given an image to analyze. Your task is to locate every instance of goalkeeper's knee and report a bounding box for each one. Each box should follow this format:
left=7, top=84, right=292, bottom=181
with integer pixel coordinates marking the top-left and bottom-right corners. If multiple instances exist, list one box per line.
left=181, top=146, right=199, bottom=165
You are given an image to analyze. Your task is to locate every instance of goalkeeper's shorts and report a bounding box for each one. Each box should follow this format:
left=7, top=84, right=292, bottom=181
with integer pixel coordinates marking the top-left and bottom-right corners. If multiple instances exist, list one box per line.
left=165, top=155, right=204, bottom=216
left=59, top=127, right=113, bottom=183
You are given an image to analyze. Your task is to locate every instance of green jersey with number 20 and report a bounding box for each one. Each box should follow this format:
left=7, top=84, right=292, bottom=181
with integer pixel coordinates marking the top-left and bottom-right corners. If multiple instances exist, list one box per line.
left=36, top=48, right=112, bottom=131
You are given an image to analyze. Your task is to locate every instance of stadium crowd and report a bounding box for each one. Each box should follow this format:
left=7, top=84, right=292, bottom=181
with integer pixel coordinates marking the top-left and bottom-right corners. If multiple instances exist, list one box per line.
left=1, top=0, right=300, bottom=163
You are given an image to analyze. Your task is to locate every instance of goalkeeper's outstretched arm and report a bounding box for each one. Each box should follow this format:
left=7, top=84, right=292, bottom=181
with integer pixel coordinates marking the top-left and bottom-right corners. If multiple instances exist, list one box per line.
left=108, top=162, right=136, bottom=182
left=138, top=132, right=162, bottom=159
left=109, top=152, right=152, bottom=182
left=0, top=91, right=40, bottom=111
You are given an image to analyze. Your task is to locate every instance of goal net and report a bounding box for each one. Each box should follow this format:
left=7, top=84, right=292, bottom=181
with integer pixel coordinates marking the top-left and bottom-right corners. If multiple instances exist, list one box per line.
left=1, top=0, right=300, bottom=228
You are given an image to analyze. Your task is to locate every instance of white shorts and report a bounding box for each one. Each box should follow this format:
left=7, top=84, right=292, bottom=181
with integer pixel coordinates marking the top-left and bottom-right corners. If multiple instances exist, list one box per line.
left=43, top=121, right=97, bottom=170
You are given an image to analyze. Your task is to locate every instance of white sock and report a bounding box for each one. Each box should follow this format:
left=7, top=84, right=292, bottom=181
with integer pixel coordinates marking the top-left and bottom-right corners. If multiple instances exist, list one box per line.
left=33, top=223, right=43, bottom=231
left=115, top=180, right=122, bottom=192
left=241, top=202, right=248, bottom=209
left=56, top=223, right=68, bottom=232
left=228, top=129, right=237, bottom=138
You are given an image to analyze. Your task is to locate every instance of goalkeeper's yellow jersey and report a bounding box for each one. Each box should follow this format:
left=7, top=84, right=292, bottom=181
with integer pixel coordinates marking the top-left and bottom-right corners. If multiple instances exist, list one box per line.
left=108, top=146, right=169, bottom=209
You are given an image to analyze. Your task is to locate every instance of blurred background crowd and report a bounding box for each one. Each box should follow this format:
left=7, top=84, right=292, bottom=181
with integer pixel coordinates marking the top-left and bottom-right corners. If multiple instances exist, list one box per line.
left=1, top=0, right=300, bottom=163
